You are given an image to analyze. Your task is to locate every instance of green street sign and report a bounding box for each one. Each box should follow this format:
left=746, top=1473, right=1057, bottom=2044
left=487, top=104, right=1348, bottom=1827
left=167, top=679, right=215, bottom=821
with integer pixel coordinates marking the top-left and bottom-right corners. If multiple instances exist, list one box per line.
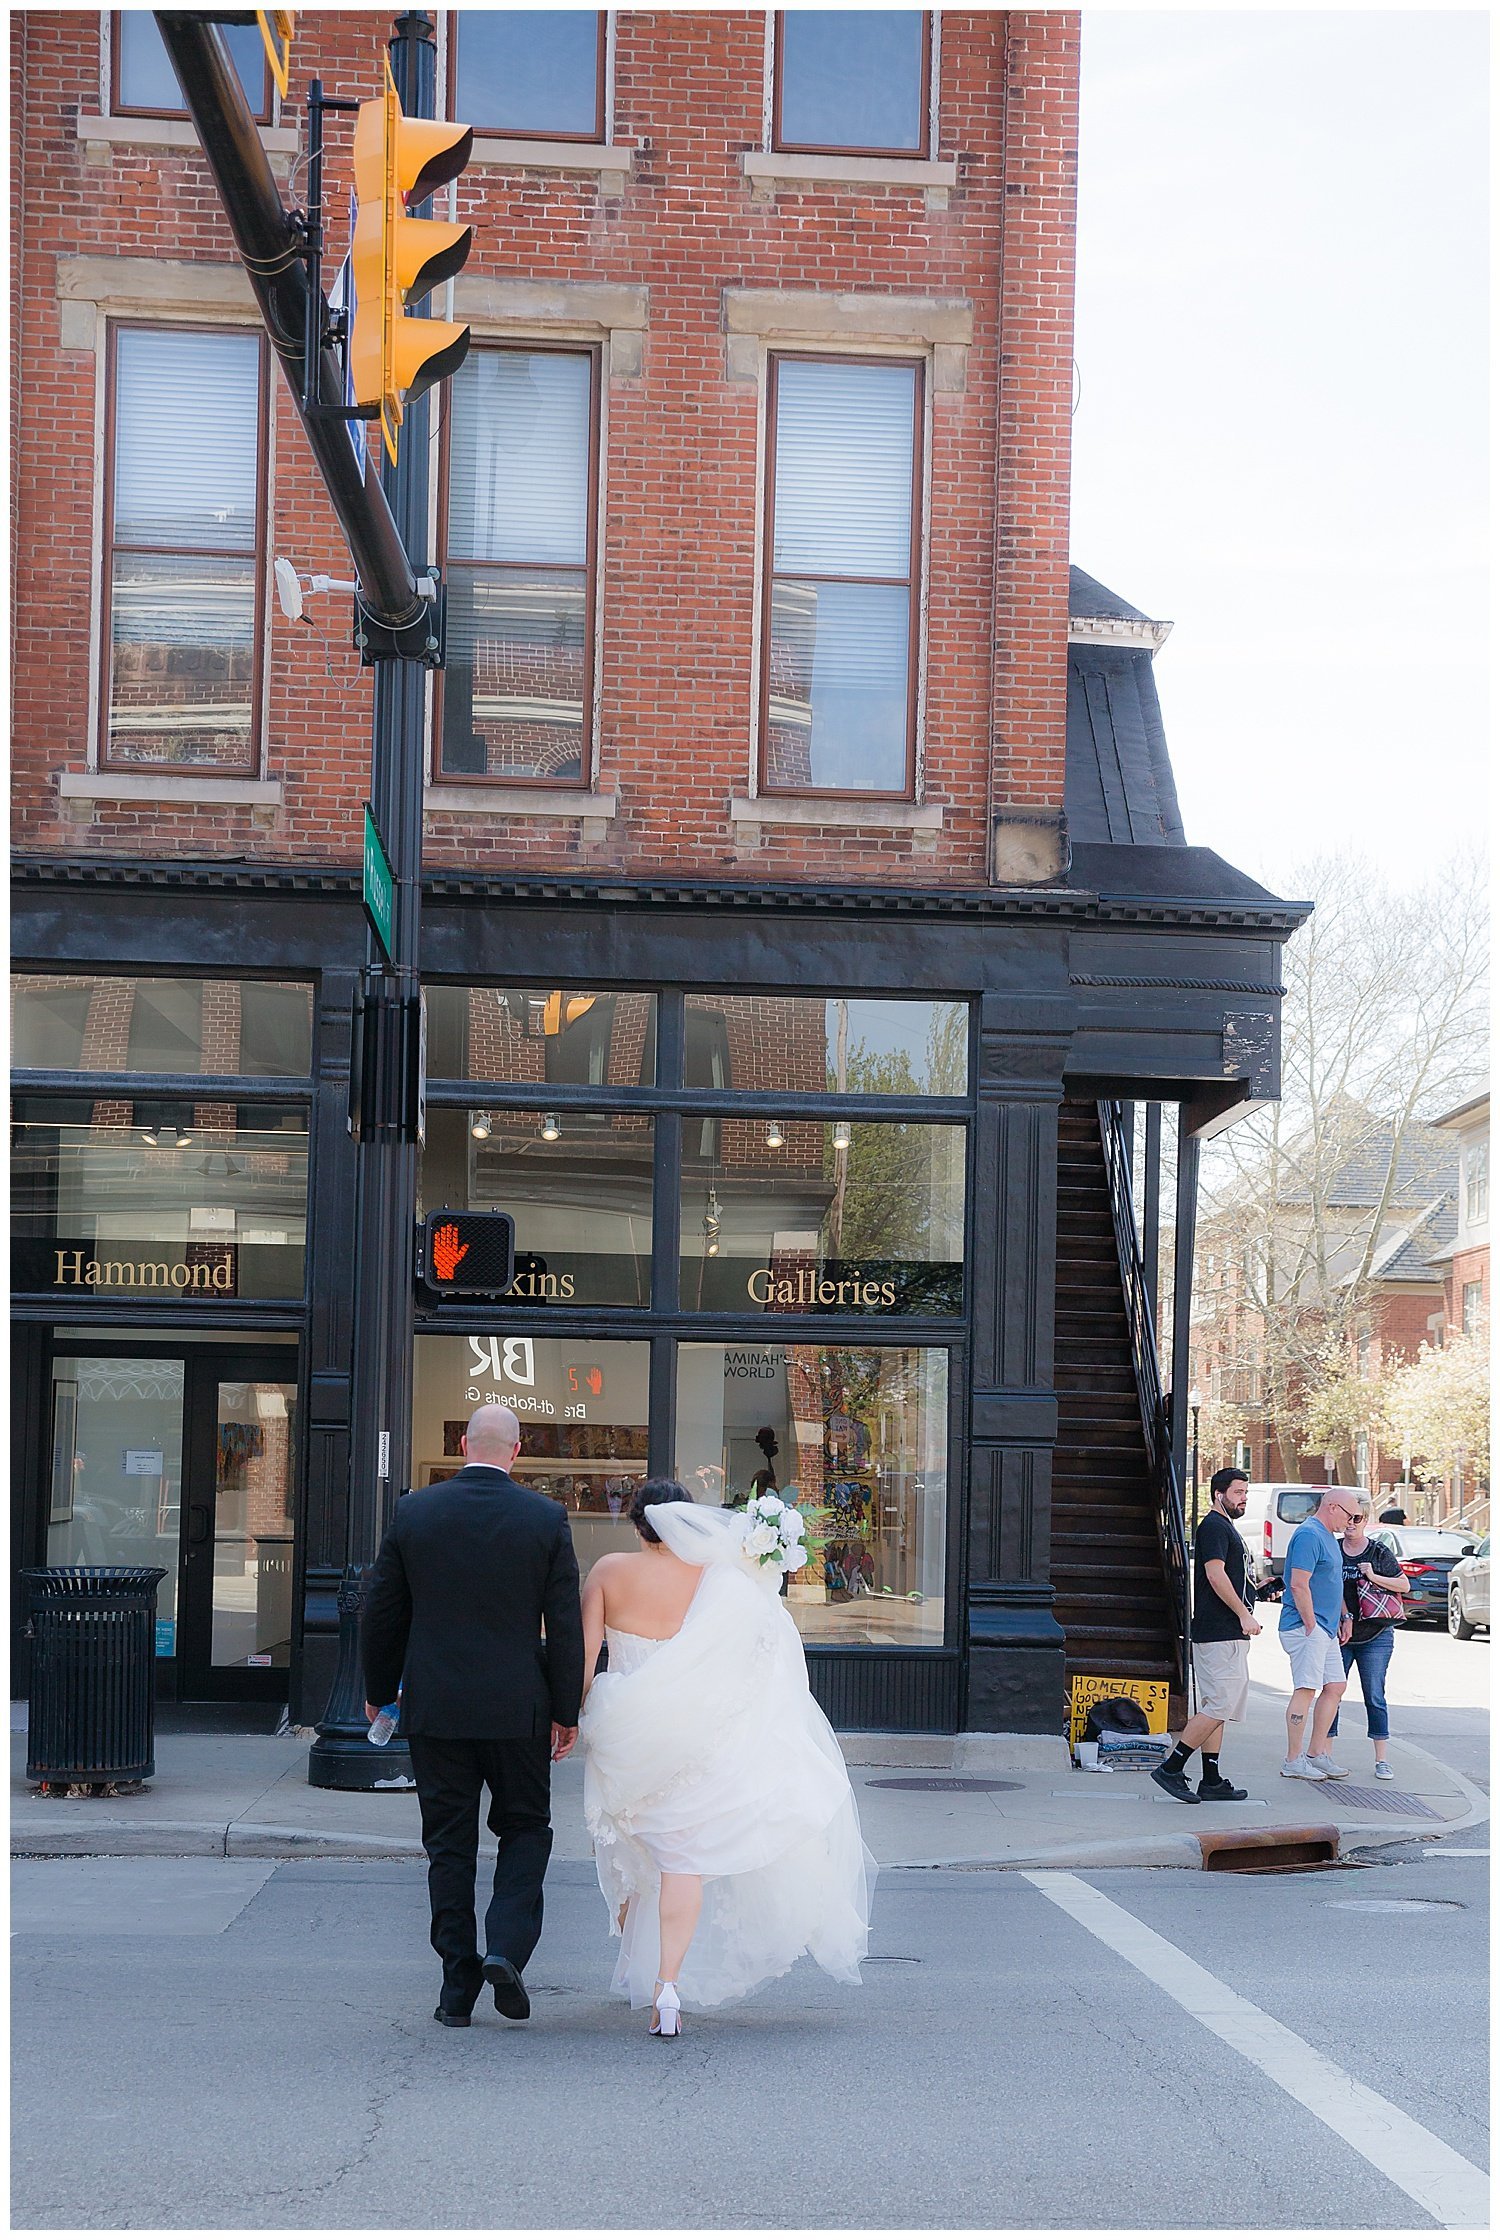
left=362, top=803, right=394, bottom=960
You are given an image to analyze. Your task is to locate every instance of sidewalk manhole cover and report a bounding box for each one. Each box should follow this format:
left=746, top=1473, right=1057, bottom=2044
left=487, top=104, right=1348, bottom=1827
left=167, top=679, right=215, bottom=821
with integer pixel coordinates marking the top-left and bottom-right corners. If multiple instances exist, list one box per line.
left=865, top=1777, right=1021, bottom=1793
left=1325, top=1898, right=1464, bottom=1913
left=1328, top=1786, right=1442, bottom=1819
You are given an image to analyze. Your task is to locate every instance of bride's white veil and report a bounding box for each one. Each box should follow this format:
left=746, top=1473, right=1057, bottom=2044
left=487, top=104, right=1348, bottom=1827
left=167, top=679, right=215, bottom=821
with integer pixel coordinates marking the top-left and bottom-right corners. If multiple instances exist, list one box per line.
left=644, top=1500, right=751, bottom=1568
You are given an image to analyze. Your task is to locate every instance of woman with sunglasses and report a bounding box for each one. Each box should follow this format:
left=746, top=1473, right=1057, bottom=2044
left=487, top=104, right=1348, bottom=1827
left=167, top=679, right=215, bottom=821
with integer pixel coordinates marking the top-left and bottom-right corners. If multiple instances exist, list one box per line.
left=1329, top=1492, right=1411, bottom=1779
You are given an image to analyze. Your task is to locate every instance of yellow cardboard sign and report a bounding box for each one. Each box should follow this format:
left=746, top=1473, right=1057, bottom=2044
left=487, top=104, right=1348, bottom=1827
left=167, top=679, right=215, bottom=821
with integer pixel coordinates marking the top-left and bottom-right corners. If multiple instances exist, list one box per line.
left=1068, top=1673, right=1170, bottom=1749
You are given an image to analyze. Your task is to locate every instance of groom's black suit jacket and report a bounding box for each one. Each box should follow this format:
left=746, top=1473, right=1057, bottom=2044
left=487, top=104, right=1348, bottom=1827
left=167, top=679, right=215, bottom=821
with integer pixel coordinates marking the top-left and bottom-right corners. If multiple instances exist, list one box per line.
left=361, top=1466, right=584, bottom=1739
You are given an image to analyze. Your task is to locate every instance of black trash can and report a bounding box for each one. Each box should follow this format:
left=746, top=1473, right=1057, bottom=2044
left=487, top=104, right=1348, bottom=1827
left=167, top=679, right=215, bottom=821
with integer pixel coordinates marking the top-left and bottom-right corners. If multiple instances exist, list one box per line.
left=22, top=1567, right=168, bottom=1788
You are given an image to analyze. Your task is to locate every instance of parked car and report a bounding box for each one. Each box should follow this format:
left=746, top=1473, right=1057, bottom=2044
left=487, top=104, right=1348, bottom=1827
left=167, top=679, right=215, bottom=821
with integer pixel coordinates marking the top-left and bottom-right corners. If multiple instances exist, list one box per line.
left=1368, top=1527, right=1479, bottom=1627
left=1448, top=1538, right=1490, bottom=1639
left=1234, top=1484, right=1332, bottom=1596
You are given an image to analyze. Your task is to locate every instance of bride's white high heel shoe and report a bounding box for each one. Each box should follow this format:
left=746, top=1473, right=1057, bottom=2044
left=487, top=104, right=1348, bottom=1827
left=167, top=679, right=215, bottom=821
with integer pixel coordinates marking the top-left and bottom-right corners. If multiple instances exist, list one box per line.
left=650, top=1981, right=683, bottom=2038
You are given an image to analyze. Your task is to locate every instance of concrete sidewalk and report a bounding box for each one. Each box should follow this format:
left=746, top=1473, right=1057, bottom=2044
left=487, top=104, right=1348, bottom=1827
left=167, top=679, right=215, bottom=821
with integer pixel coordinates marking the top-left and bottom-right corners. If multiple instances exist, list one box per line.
left=10, top=1676, right=1485, bottom=1869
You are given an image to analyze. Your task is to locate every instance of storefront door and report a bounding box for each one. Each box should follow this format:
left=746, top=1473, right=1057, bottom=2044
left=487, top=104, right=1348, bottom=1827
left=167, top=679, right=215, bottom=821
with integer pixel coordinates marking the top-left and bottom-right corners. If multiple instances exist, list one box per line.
left=40, top=1343, right=297, bottom=1702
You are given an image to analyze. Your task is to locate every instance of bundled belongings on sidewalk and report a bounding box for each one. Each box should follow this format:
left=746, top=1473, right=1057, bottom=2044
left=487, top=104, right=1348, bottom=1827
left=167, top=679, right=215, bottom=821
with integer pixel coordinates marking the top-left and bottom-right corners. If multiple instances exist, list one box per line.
left=1077, top=1696, right=1172, bottom=1771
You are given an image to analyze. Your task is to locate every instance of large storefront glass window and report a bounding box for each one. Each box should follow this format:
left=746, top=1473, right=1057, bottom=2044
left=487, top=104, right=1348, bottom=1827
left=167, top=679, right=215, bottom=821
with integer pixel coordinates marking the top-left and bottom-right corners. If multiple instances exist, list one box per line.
left=47, top=1355, right=184, bottom=1643
left=425, top=985, right=657, bottom=1087
left=676, top=1343, right=947, bottom=1646
left=421, top=1107, right=653, bottom=1307
left=11, top=975, right=313, bottom=1078
left=412, top=1334, right=649, bottom=1582
left=681, top=1119, right=964, bottom=1316
left=685, top=993, right=966, bottom=1097
left=12, top=1098, right=308, bottom=1301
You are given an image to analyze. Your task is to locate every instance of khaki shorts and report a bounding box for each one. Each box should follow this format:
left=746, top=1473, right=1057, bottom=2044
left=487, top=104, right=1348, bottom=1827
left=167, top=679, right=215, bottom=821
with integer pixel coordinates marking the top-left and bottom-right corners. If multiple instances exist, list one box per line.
left=1192, top=1636, right=1250, bottom=1722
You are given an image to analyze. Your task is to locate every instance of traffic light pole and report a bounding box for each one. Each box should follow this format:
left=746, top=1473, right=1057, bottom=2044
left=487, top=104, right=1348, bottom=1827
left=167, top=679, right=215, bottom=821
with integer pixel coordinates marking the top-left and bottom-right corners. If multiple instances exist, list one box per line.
left=155, top=14, right=429, bottom=647
left=155, top=13, right=448, bottom=1786
left=307, top=11, right=440, bottom=1789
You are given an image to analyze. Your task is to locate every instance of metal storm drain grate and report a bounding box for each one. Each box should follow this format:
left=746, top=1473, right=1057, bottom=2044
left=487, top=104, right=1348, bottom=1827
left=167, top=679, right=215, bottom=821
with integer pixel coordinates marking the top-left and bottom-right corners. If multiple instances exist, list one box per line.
left=1332, top=1786, right=1442, bottom=1819
left=865, top=1776, right=1021, bottom=1793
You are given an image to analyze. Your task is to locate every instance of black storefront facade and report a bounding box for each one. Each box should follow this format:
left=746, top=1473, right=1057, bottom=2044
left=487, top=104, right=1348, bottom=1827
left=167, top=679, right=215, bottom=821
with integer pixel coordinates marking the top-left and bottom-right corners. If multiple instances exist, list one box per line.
left=11, top=814, right=1307, bottom=1737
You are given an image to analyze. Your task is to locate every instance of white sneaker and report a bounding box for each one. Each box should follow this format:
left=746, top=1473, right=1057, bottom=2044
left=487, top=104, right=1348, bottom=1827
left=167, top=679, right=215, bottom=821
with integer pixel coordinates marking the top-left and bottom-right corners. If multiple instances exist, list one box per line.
left=1308, top=1754, right=1350, bottom=1779
left=1281, top=1757, right=1328, bottom=1781
left=1374, top=1761, right=1395, bottom=1780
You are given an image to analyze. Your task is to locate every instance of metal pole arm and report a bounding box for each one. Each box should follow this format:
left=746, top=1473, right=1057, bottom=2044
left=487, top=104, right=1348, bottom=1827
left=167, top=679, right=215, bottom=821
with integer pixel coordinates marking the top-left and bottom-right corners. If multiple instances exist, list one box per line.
left=154, top=11, right=427, bottom=640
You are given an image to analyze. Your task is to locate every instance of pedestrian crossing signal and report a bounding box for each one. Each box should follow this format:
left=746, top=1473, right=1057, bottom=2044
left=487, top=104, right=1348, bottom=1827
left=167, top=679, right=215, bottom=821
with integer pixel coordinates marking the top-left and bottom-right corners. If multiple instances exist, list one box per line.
left=421, top=1209, right=515, bottom=1297
left=349, top=55, right=473, bottom=463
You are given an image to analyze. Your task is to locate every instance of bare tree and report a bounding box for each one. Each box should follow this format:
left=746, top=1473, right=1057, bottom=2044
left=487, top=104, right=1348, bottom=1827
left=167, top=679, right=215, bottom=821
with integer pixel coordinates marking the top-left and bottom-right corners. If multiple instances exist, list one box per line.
left=1193, top=851, right=1488, bottom=1477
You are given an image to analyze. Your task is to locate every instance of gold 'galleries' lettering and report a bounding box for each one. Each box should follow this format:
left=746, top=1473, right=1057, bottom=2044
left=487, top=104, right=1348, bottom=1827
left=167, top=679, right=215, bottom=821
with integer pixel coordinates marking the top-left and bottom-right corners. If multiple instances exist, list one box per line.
left=53, top=1250, right=233, bottom=1292
left=745, top=1266, right=896, bottom=1309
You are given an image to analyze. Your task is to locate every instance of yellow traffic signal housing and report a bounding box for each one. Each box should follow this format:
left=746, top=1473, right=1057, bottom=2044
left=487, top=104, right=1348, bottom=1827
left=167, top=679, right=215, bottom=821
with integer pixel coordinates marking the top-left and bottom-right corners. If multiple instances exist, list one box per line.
left=350, top=56, right=473, bottom=462
left=256, top=10, right=293, bottom=99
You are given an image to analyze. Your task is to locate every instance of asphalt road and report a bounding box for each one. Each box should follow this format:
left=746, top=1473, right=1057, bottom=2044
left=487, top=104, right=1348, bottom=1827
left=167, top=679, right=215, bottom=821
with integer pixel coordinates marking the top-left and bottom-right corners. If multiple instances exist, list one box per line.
left=11, top=1829, right=1489, bottom=2231
left=1248, top=1612, right=1491, bottom=1791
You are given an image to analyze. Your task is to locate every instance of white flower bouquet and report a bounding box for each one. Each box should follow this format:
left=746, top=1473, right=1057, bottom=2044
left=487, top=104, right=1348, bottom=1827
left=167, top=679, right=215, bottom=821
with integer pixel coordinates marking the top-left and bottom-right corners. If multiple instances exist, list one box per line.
left=741, top=1492, right=809, bottom=1574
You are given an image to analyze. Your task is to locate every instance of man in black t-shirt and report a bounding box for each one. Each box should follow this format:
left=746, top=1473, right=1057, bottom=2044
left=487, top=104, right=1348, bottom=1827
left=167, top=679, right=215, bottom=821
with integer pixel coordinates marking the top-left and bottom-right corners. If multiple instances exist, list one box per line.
left=1150, top=1468, right=1262, bottom=1805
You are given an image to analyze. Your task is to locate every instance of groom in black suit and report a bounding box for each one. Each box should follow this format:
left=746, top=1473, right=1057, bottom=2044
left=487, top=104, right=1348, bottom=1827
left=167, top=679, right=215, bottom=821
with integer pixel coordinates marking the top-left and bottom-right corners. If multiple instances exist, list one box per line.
left=362, top=1403, right=584, bottom=2026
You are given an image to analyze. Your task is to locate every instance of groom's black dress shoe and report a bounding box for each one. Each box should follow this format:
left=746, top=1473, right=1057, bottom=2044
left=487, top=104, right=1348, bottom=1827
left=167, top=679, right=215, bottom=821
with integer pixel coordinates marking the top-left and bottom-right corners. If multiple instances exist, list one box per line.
left=482, top=1955, right=530, bottom=2020
left=433, top=2003, right=473, bottom=2027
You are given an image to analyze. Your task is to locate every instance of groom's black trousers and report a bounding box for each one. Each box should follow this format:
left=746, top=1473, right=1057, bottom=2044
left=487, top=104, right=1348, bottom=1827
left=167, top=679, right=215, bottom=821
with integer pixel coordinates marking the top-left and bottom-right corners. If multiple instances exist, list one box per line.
left=406, top=1735, right=553, bottom=1997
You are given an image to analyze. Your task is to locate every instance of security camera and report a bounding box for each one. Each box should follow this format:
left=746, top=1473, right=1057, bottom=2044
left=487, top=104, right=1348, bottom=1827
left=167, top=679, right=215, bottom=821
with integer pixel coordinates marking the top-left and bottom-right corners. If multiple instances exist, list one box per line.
left=273, top=558, right=360, bottom=625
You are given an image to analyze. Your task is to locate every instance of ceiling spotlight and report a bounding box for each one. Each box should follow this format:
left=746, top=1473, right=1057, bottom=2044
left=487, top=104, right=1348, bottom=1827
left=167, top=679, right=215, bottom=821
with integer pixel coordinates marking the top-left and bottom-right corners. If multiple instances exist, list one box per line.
left=470, top=1111, right=492, bottom=1141
left=831, top=1120, right=852, bottom=1151
left=540, top=1112, right=562, bottom=1143
left=765, top=1119, right=785, bottom=1150
left=139, top=1123, right=161, bottom=1147
left=704, top=1188, right=722, bottom=1259
left=173, top=1125, right=194, bottom=1148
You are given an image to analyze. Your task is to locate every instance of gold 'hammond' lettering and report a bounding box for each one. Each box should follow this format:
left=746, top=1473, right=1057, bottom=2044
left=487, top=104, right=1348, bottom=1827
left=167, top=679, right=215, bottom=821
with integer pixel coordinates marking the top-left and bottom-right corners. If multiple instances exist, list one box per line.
left=746, top=1266, right=896, bottom=1309
left=53, top=1250, right=233, bottom=1292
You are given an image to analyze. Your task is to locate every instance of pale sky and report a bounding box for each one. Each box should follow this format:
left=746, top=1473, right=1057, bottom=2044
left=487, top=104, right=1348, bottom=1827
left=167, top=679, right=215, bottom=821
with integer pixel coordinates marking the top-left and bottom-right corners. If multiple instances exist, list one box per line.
left=1070, top=8, right=1489, bottom=898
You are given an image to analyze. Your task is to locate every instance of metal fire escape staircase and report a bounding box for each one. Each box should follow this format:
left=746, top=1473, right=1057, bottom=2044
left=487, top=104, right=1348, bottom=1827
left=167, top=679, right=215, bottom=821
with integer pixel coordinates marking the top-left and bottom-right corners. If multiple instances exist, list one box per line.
left=1052, top=1100, right=1190, bottom=1722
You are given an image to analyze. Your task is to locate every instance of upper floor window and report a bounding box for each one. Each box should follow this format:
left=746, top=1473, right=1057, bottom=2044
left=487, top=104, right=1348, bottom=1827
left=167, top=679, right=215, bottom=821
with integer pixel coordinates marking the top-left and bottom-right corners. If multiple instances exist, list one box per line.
left=762, top=356, right=922, bottom=797
left=773, top=11, right=930, bottom=158
left=112, top=12, right=271, bottom=123
left=102, top=326, right=267, bottom=773
left=440, top=346, right=599, bottom=787
left=1465, top=1139, right=1488, bottom=1224
left=450, top=11, right=606, bottom=140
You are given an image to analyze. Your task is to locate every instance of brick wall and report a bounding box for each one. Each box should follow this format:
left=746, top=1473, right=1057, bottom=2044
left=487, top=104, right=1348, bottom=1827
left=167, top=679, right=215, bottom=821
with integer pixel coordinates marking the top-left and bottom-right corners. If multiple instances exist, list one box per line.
left=12, top=10, right=1080, bottom=888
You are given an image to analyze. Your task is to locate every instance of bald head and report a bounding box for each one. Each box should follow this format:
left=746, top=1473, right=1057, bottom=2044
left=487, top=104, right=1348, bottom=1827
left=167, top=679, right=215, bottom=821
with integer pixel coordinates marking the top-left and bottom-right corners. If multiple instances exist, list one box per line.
left=463, top=1403, right=521, bottom=1469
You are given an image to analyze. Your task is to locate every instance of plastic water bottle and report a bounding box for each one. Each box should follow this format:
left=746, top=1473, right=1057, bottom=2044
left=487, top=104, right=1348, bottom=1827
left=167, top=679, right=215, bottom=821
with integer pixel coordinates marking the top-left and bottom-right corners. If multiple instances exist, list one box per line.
left=367, top=1702, right=400, bottom=1747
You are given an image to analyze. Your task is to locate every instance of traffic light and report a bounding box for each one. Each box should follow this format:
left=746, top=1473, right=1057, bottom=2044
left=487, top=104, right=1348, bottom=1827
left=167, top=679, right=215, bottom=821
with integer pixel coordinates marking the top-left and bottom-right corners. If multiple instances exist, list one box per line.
left=420, top=1209, right=516, bottom=1298
left=256, top=10, right=293, bottom=99
left=350, top=55, right=473, bottom=462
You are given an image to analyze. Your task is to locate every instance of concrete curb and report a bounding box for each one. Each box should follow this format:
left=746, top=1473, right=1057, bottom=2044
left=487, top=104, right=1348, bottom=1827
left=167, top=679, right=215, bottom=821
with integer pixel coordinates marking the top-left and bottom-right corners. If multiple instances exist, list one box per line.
left=9, top=1817, right=431, bottom=1860
left=885, top=1831, right=1208, bottom=1872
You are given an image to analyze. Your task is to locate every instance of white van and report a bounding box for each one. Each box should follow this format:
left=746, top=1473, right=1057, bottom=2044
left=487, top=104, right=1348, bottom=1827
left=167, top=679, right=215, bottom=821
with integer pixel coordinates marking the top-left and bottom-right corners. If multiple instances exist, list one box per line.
left=1234, top=1484, right=1332, bottom=1597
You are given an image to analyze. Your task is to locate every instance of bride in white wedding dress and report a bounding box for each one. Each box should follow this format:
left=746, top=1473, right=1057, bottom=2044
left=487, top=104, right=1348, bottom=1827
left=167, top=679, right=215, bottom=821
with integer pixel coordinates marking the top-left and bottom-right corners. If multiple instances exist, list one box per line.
left=578, top=1480, right=875, bottom=2036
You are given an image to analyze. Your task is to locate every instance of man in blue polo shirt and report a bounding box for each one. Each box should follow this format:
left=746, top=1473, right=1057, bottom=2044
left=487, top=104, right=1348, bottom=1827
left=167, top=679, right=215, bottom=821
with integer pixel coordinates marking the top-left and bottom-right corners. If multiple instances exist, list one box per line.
left=1279, top=1489, right=1359, bottom=1780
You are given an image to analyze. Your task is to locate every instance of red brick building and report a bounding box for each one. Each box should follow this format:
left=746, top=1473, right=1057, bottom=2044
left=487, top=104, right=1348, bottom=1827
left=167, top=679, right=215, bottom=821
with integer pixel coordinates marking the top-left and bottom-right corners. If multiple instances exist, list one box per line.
left=11, top=10, right=1304, bottom=1734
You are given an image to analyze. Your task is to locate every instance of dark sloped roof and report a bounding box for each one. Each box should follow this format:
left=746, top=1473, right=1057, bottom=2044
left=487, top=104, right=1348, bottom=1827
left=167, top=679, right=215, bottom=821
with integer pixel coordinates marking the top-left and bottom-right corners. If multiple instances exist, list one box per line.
left=1069, top=567, right=1151, bottom=624
left=1065, top=567, right=1186, bottom=849
left=1280, top=1115, right=1459, bottom=1210
left=1369, top=1196, right=1457, bottom=1283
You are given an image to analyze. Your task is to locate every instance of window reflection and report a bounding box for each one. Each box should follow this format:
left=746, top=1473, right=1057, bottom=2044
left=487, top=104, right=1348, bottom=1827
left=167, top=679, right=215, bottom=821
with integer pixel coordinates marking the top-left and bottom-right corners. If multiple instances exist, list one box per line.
left=684, top=994, right=966, bottom=1098
left=677, top=1342, right=947, bottom=1645
left=425, top=987, right=657, bottom=1087
left=682, top=1119, right=964, bottom=1316
left=422, top=1106, right=653, bottom=1308
left=11, top=977, right=313, bottom=1078
left=12, top=1098, right=308, bottom=1300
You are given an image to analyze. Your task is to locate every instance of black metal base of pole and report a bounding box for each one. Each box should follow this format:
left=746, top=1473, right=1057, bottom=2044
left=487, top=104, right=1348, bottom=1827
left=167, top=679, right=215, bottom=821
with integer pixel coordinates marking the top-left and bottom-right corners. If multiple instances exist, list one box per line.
left=306, top=1565, right=414, bottom=1792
